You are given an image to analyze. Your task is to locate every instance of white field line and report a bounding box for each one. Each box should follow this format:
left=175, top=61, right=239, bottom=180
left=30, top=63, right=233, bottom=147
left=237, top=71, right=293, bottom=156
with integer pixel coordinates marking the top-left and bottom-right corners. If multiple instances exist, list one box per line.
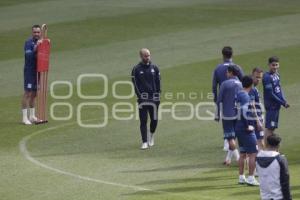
left=19, top=119, right=220, bottom=200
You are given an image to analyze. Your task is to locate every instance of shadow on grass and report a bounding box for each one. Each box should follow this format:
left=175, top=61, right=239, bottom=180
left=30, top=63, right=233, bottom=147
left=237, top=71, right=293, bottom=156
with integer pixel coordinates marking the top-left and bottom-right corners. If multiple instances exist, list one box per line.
left=230, top=189, right=260, bottom=196
left=121, top=163, right=238, bottom=174
left=291, top=185, right=300, bottom=191
left=138, top=175, right=235, bottom=186
left=123, top=184, right=244, bottom=197
left=121, top=163, right=213, bottom=173
left=292, top=192, right=300, bottom=199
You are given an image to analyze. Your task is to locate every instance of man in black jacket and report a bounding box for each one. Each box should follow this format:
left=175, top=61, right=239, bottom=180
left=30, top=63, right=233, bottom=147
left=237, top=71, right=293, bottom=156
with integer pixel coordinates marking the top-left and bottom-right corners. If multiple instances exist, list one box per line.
left=256, top=134, right=292, bottom=200
left=131, top=48, right=161, bottom=149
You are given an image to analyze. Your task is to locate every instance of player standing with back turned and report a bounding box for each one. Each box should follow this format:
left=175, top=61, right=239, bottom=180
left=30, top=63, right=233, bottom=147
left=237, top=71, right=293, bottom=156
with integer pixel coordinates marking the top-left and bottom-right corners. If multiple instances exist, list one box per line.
left=216, top=65, right=242, bottom=165
left=212, top=46, right=244, bottom=151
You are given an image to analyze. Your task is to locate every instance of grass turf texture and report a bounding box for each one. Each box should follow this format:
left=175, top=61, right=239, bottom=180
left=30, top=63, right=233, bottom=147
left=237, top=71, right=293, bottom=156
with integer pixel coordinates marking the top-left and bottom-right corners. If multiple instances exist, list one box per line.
left=1, top=0, right=300, bottom=200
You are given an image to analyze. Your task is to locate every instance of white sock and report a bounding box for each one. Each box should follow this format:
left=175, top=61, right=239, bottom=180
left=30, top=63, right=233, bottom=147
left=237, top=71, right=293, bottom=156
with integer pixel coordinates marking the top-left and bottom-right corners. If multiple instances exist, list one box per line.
left=29, top=108, right=35, bottom=118
left=248, top=175, right=255, bottom=180
left=233, top=149, right=240, bottom=161
left=225, top=150, right=233, bottom=162
left=223, top=139, right=229, bottom=151
left=22, top=109, right=28, bottom=121
left=239, top=174, right=245, bottom=179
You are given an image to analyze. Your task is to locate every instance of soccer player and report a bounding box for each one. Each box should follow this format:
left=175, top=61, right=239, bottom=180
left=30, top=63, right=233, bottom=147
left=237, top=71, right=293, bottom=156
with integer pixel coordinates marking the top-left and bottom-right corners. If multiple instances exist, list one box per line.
left=262, top=56, right=289, bottom=140
left=21, top=25, right=42, bottom=125
left=216, top=65, right=242, bottom=165
left=131, top=48, right=161, bottom=150
left=212, top=46, right=244, bottom=151
left=235, top=75, right=259, bottom=186
left=249, top=67, right=264, bottom=150
left=256, top=134, right=292, bottom=200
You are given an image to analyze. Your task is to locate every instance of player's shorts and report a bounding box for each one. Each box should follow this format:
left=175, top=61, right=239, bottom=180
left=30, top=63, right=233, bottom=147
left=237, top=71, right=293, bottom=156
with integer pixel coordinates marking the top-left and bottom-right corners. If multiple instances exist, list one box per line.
left=236, top=131, right=258, bottom=154
left=255, top=130, right=264, bottom=140
left=265, top=109, right=280, bottom=130
left=24, top=69, right=37, bottom=91
left=255, top=118, right=264, bottom=140
left=222, top=119, right=236, bottom=140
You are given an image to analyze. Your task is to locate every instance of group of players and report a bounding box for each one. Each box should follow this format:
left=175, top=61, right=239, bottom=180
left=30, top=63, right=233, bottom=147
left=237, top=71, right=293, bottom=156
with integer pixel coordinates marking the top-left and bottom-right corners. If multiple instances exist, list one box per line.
left=213, top=46, right=290, bottom=189
left=23, top=25, right=291, bottom=199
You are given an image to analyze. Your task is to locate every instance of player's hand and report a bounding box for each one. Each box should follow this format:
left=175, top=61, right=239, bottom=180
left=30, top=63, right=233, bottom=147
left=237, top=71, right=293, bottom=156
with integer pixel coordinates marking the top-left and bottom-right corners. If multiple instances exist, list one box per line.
left=214, top=116, right=220, bottom=122
left=256, top=123, right=263, bottom=132
left=247, top=125, right=255, bottom=132
left=284, top=103, right=290, bottom=108
left=37, top=39, right=43, bottom=45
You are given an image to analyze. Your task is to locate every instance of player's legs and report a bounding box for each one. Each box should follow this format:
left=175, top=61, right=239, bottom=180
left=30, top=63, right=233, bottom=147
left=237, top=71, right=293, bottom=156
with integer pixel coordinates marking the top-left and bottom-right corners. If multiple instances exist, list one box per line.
left=22, top=91, right=30, bottom=109
left=255, top=131, right=265, bottom=150
left=21, top=91, right=32, bottom=124
left=22, top=73, right=37, bottom=124
left=238, top=153, right=247, bottom=184
left=237, top=133, right=247, bottom=184
left=248, top=153, right=256, bottom=176
left=28, top=91, right=38, bottom=122
left=257, top=139, right=264, bottom=151
left=148, top=102, right=159, bottom=147
left=244, top=133, right=259, bottom=186
left=148, top=102, right=159, bottom=134
left=223, top=120, right=239, bottom=165
left=264, top=109, right=280, bottom=141
left=138, top=104, right=148, bottom=144
left=29, top=91, right=36, bottom=108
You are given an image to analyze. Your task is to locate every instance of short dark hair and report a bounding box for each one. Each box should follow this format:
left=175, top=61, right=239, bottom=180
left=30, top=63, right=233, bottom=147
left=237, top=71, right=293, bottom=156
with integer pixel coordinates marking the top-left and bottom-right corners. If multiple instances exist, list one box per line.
left=268, top=56, right=279, bottom=64
left=32, top=24, right=41, bottom=30
left=241, top=75, right=253, bottom=88
left=222, top=46, right=233, bottom=59
left=252, top=67, right=263, bottom=74
left=227, top=65, right=238, bottom=76
left=267, top=134, right=282, bottom=148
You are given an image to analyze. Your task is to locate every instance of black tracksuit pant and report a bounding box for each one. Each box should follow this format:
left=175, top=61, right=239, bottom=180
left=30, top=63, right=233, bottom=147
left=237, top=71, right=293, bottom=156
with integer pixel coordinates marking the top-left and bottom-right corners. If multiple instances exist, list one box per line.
left=138, top=102, right=159, bottom=143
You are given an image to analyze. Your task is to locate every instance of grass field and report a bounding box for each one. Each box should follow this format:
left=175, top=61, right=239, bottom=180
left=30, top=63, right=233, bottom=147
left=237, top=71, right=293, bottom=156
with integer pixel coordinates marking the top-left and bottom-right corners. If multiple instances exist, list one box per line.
left=1, top=0, right=300, bottom=200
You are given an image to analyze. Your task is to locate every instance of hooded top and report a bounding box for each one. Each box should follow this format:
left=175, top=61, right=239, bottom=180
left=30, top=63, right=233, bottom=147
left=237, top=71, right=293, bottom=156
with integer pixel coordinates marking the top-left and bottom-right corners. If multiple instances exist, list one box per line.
left=256, top=151, right=292, bottom=200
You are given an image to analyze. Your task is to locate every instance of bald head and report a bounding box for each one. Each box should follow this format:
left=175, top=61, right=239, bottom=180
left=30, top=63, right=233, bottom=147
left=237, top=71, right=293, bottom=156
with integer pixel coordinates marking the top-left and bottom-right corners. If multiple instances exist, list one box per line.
left=140, top=48, right=151, bottom=64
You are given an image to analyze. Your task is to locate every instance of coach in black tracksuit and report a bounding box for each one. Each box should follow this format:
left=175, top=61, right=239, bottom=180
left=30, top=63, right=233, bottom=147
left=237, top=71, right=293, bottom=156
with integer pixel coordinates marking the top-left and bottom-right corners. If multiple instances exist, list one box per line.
left=131, top=48, right=161, bottom=149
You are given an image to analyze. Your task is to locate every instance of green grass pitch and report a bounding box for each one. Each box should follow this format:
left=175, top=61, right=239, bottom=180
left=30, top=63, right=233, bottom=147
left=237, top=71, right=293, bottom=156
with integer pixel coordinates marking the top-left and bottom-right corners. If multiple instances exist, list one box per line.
left=0, top=0, right=300, bottom=199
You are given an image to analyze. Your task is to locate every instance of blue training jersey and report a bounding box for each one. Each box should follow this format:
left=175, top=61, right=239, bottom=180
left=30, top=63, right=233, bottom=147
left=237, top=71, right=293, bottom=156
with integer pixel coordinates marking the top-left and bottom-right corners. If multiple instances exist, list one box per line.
left=235, top=90, right=256, bottom=132
left=262, top=72, right=286, bottom=110
left=249, top=86, right=263, bottom=118
left=24, top=37, right=37, bottom=73
left=212, top=59, right=244, bottom=102
left=217, top=76, right=242, bottom=119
